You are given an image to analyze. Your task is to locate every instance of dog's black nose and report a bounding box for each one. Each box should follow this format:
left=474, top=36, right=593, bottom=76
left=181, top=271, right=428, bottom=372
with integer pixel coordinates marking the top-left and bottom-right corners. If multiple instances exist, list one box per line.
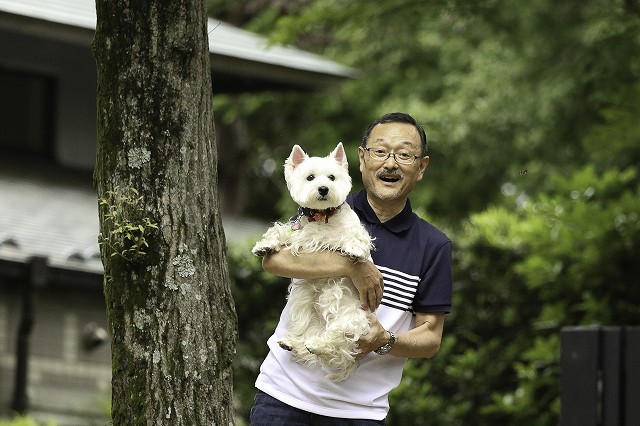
left=318, top=186, right=329, bottom=196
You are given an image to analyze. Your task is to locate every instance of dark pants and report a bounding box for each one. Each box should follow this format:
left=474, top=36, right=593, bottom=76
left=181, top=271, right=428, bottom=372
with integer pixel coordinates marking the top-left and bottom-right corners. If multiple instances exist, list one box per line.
left=250, top=391, right=386, bottom=426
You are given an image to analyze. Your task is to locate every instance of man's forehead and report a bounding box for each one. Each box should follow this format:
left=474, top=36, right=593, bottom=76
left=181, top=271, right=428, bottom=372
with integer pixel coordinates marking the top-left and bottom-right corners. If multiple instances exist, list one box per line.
left=369, top=122, right=421, bottom=146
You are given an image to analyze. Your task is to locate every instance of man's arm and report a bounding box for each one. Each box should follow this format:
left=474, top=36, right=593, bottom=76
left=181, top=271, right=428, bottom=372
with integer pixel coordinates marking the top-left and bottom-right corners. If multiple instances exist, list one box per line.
left=357, top=312, right=445, bottom=359
left=262, top=249, right=384, bottom=311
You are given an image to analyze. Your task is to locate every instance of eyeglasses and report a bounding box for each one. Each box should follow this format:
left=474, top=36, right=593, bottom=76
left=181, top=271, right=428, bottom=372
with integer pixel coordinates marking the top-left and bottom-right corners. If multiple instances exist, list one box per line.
left=363, top=147, right=421, bottom=165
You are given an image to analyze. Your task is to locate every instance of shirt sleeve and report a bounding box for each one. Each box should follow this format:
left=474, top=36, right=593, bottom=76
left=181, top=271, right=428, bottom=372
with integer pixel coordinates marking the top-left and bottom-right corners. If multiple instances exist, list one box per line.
left=412, top=239, right=453, bottom=313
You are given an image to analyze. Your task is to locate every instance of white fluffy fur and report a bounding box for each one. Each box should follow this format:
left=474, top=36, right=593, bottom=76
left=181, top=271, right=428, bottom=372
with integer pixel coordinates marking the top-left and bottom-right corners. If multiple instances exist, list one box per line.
left=252, top=143, right=374, bottom=381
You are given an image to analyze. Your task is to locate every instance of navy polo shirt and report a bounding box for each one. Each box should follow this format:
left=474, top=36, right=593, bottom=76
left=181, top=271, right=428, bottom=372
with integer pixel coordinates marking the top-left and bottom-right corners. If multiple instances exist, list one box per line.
left=255, top=189, right=454, bottom=419
left=347, top=189, right=452, bottom=313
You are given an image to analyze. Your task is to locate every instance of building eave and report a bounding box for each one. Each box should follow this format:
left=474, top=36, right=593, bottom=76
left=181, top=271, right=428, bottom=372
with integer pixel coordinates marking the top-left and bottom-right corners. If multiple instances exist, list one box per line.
left=0, top=0, right=357, bottom=93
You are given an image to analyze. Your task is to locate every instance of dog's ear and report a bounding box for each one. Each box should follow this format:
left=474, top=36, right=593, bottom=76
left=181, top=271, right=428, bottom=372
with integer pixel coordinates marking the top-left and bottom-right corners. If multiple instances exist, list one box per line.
left=287, top=145, right=307, bottom=169
left=331, top=142, right=348, bottom=169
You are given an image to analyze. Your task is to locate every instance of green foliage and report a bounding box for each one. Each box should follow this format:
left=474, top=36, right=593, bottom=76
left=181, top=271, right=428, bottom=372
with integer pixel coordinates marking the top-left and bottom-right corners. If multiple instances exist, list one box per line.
left=98, top=186, right=159, bottom=261
left=211, top=0, right=640, bottom=222
left=207, top=0, right=640, bottom=424
left=392, top=165, right=640, bottom=425
left=0, top=416, right=56, bottom=426
left=227, top=242, right=289, bottom=422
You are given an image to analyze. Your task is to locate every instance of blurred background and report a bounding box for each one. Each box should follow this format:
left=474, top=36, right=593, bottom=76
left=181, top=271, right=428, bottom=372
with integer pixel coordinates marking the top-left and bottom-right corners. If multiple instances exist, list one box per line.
left=1, top=0, right=639, bottom=424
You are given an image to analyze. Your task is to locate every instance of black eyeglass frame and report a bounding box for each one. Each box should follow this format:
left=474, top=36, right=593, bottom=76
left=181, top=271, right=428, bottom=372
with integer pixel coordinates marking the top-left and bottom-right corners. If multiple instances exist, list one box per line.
left=362, top=147, right=422, bottom=165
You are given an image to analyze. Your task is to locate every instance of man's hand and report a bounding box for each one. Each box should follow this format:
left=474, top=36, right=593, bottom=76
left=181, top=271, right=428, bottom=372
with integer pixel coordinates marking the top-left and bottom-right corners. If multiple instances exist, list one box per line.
left=356, top=312, right=389, bottom=358
left=358, top=312, right=447, bottom=359
left=350, top=260, right=384, bottom=312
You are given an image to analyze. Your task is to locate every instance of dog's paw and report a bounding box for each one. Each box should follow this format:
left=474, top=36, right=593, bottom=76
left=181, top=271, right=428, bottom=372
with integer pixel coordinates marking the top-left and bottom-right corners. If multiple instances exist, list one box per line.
left=252, top=240, right=279, bottom=257
left=303, top=337, right=332, bottom=357
left=341, top=246, right=369, bottom=261
left=340, top=238, right=371, bottom=260
left=303, top=339, right=321, bottom=356
left=251, top=245, right=273, bottom=257
left=277, top=339, right=293, bottom=351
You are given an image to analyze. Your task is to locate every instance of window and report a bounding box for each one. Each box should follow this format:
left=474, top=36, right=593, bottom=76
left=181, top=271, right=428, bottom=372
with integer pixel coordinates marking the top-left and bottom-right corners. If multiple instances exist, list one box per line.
left=0, top=67, right=55, bottom=157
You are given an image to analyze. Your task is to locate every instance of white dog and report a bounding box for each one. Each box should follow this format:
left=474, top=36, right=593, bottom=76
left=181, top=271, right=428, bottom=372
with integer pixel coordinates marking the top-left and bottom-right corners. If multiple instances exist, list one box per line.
left=252, top=143, right=374, bottom=381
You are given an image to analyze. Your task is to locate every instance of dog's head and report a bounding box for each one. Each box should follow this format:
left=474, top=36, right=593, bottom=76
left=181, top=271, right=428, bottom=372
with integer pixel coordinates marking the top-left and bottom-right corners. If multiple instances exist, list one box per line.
left=284, top=143, right=351, bottom=209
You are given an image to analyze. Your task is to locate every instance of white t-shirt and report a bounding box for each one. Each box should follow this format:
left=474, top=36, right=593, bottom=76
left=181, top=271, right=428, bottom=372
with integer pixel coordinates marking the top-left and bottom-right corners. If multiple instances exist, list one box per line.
left=255, top=283, right=415, bottom=421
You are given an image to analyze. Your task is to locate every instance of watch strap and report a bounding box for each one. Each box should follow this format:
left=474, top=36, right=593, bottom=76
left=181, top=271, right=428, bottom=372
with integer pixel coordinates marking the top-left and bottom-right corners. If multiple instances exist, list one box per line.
left=374, top=331, right=396, bottom=355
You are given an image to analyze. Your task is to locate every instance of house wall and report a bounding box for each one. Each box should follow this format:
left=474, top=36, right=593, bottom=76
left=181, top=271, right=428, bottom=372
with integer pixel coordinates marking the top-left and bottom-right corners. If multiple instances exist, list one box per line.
left=0, top=29, right=97, bottom=171
left=0, top=278, right=111, bottom=422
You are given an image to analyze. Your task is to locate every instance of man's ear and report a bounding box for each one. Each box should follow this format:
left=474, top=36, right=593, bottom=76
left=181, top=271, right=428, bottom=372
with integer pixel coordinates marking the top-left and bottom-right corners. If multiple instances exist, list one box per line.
left=358, top=146, right=366, bottom=174
left=417, top=156, right=430, bottom=181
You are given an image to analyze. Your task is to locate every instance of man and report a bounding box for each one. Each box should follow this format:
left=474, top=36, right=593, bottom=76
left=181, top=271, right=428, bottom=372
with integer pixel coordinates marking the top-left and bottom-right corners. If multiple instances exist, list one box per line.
left=250, top=112, right=452, bottom=425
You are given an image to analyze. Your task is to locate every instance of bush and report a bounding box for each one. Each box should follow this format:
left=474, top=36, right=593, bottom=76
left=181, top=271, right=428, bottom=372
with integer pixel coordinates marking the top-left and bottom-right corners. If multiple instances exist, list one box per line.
left=389, top=166, right=640, bottom=425
left=227, top=242, right=289, bottom=423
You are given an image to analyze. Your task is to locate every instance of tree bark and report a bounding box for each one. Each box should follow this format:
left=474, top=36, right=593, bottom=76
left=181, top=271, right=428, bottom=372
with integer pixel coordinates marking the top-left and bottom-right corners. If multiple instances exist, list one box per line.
left=92, top=1, right=237, bottom=424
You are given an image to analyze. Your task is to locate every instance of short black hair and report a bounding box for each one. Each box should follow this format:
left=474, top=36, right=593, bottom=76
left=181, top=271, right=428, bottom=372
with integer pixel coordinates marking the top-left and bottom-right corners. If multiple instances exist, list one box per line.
left=360, top=112, right=428, bottom=156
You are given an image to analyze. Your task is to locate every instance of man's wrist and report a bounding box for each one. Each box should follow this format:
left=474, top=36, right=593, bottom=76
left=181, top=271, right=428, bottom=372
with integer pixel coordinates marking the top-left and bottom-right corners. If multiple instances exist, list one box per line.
left=374, top=331, right=396, bottom=355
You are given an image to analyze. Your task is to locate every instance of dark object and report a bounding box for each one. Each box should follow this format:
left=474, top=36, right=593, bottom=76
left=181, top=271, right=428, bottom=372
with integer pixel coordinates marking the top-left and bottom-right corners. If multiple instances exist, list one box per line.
left=81, top=322, right=109, bottom=351
left=560, top=326, right=640, bottom=426
left=12, top=256, right=48, bottom=413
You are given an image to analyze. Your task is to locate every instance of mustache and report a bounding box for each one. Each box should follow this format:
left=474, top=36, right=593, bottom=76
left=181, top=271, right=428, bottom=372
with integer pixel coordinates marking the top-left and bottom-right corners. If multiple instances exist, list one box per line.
left=375, top=169, right=404, bottom=179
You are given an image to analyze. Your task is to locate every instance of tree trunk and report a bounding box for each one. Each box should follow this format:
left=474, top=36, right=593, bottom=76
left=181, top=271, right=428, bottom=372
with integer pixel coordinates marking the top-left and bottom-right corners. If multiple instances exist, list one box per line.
left=92, top=1, right=237, bottom=424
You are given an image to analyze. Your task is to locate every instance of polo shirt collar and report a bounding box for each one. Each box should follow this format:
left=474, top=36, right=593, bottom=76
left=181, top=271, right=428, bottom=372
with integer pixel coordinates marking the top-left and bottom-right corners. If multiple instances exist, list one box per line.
left=352, top=189, right=414, bottom=233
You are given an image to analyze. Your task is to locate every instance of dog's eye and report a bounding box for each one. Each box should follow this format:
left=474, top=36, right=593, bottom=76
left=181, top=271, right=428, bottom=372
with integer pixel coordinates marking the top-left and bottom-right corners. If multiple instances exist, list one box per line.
left=328, top=175, right=335, bottom=181
left=307, top=174, right=315, bottom=181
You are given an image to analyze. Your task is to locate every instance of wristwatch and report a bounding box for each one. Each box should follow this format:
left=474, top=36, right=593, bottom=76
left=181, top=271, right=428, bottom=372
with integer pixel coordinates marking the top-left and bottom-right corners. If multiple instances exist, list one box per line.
left=374, top=331, right=396, bottom=355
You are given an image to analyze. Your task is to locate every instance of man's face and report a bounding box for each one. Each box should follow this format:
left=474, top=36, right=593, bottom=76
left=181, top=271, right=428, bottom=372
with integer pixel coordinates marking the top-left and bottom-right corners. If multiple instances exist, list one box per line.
left=358, top=122, right=429, bottom=204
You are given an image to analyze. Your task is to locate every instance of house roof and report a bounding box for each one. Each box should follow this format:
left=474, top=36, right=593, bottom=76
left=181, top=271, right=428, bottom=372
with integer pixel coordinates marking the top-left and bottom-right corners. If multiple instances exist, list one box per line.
left=0, top=0, right=356, bottom=92
left=0, top=162, right=266, bottom=277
